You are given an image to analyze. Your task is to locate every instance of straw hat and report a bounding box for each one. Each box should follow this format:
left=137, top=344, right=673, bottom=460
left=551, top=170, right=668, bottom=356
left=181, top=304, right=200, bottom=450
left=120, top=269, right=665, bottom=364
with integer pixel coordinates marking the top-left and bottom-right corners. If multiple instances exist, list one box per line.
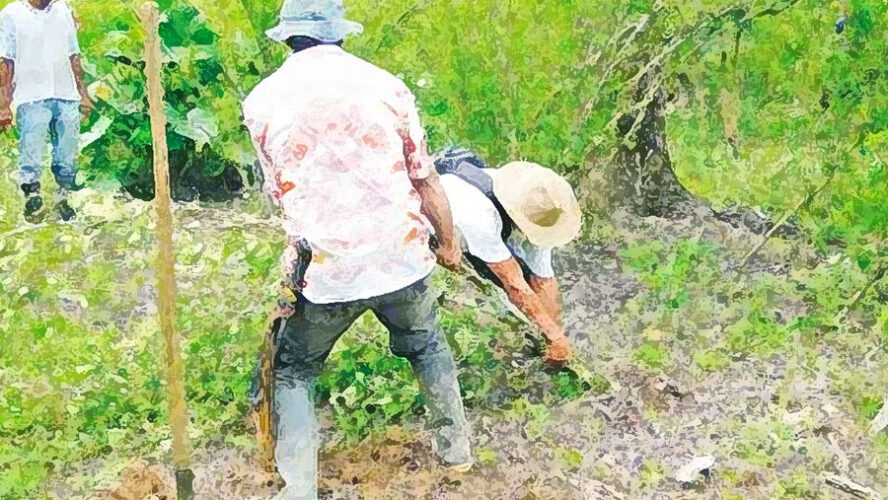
left=266, top=0, right=363, bottom=43
left=487, top=162, right=582, bottom=247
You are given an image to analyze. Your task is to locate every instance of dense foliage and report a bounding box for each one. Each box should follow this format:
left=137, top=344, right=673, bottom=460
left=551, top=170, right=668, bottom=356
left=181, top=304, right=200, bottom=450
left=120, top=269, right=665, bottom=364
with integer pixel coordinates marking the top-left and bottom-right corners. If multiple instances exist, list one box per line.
left=1, top=0, right=887, bottom=498
left=664, top=0, right=888, bottom=265
left=58, top=0, right=888, bottom=262
left=6, top=0, right=592, bottom=198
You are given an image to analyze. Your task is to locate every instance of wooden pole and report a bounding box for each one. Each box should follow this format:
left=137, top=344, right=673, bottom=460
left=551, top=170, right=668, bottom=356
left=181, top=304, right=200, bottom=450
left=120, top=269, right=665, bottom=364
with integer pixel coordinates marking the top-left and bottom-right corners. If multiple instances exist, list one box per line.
left=739, top=170, right=835, bottom=269
left=141, top=3, right=194, bottom=498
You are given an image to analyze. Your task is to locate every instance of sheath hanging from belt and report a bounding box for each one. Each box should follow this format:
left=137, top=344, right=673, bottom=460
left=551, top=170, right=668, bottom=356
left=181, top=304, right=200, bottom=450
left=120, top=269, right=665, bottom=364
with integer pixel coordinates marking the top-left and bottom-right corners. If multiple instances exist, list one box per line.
left=254, top=238, right=312, bottom=473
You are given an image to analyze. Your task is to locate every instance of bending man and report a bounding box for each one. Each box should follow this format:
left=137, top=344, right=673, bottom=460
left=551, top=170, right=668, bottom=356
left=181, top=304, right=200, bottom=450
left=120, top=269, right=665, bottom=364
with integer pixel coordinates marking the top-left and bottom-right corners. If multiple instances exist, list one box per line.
left=435, top=148, right=582, bottom=363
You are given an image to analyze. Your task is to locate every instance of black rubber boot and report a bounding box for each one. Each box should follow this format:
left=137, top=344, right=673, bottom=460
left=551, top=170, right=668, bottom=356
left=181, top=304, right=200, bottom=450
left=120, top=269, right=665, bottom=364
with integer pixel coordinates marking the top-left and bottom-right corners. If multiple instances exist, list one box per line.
left=21, top=182, right=43, bottom=219
left=25, top=196, right=44, bottom=218
left=21, top=181, right=40, bottom=197
left=57, top=199, right=76, bottom=221
left=56, top=174, right=81, bottom=222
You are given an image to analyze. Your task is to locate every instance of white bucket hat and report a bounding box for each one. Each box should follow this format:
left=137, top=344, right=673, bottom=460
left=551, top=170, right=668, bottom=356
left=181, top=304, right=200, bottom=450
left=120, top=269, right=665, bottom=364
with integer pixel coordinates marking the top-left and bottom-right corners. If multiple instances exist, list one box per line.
left=266, top=0, right=363, bottom=43
left=487, top=162, right=582, bottom=247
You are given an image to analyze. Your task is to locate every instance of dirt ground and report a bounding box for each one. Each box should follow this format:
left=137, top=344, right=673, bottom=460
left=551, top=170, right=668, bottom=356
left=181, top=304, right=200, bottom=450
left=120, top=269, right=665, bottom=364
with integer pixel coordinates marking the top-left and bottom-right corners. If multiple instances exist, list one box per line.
left=66, top=207, right=886, bottom=500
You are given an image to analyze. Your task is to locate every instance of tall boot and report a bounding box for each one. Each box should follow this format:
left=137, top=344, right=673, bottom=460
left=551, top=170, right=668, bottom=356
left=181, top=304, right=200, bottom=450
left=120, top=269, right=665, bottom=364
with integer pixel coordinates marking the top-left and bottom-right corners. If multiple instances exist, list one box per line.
left=272, top=377, right=320, bottom=500
left=55, top=187, right=77, bottom=222
left=410, top=348, right=473, bottom=470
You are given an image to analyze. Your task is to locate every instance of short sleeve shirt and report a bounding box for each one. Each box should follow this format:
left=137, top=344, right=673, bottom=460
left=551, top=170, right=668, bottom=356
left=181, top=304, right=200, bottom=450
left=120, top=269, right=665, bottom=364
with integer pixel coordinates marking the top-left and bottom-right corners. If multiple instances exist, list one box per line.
left=242, top=45, right=436, bottom=304
left=439, top=173, right=555, bottom=278
left=0, top=1, right=81, bottom=105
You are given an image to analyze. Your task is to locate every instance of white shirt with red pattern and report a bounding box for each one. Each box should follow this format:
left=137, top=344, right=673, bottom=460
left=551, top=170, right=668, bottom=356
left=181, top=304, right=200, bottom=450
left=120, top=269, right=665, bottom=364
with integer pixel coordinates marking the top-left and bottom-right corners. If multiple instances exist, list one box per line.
left=243, top=45, right=436, bottom=304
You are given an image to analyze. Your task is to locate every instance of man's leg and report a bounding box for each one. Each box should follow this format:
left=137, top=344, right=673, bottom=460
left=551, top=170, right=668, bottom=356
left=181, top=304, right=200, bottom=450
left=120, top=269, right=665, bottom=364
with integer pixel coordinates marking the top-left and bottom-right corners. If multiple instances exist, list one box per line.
left=16, top=101, right=52, bottom=217
left=271, top=299, right=364, bottom=500
left=371, top=275, right=472, bottom=468
left=49, top=99, right=81, bottom=189
left=49, top=100, right=81, bottom=221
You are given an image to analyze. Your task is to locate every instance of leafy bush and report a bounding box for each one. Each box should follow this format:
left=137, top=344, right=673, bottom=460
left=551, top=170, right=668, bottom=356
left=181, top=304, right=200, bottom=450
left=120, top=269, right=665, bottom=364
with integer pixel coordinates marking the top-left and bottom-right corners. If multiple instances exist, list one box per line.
left=667, top=0, right=888, bottom=262
left=68, top=0, right=261, bottom=199
left=23, top=0, right=591, bottom=198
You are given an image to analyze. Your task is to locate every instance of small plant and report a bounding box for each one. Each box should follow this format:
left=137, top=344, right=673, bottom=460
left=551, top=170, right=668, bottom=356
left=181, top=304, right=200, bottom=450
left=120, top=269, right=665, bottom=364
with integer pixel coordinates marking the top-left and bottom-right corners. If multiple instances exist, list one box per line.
left=633, top=341, right=670, bottom=370
left=774, top=470, right=822, bottom=499
left=555, top=447, right=584, bottom=472
left=693, top=349, right=731, bottom=372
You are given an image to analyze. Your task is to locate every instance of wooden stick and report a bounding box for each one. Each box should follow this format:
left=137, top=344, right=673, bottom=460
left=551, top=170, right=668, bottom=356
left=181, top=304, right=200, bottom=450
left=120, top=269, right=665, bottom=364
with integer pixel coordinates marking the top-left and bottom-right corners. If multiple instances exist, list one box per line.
left=141, top=3, right=194, bottom=498
left=739, top=171, right=835, bottom=268
left=823, top=473, right=883, bottom=499
left=254, top=310, right=283, bottom=473
left=456, top=259, right=597, bottom=372
left=835, top=264, right=888, bottom=326
left=457, top=259, right=533, bottom=326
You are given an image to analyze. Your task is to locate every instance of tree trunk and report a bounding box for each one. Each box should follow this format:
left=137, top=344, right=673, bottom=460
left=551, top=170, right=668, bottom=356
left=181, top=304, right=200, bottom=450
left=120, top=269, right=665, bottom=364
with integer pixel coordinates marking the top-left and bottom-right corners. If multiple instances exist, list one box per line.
left=610, top=67, right=795, bottom=235
left=613, top=66, right=697, bottom=218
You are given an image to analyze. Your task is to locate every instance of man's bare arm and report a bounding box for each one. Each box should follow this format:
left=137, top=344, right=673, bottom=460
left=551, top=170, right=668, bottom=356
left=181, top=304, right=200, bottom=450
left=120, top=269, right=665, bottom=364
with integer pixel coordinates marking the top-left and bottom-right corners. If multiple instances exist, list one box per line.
left=0, top=58, right=13, bottom=130
left=69, top=54, right=92, bottom=117
left=412, top=170, right=462, bottom=270
left=488, top=258, right=571, bottom=361
left=530, top=275, right=563, bottom=327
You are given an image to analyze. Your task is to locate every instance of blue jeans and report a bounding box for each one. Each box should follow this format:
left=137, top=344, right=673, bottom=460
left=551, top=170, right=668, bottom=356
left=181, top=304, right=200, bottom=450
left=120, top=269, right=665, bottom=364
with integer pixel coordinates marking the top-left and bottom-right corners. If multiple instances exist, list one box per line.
left=16, top=99, right=81, bottom=188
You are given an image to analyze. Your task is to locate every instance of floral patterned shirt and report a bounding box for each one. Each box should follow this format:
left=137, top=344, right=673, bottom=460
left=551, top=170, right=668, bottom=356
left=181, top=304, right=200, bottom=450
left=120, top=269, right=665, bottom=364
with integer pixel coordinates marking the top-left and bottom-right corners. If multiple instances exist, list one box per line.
left=243, top=45, right=436, bottom=303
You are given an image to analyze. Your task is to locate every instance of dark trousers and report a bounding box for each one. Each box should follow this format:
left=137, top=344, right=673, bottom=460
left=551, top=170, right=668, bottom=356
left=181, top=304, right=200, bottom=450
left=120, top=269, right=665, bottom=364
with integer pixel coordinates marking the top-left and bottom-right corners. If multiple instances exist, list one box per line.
left=262, top=275, right=468, bottom=500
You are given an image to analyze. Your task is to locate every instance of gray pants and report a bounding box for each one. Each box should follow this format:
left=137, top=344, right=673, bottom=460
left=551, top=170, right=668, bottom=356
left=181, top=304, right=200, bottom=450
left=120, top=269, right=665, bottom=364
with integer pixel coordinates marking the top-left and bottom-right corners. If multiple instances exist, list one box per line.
left=269, top=275, right=468, bottom=500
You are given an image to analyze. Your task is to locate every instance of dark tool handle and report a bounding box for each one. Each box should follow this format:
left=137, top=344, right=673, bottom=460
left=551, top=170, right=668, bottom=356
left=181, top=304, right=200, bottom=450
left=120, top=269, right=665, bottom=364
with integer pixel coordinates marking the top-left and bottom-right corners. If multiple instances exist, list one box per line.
left=290, top=238, right=312, bottom=292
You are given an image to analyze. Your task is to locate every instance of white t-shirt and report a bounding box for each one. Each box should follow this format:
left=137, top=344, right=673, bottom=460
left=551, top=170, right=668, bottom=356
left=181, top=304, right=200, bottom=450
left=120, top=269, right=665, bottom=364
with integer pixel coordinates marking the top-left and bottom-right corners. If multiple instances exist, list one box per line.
left=0, top=1, right=81, bottom=106
left=440, top=173, right=555, bottom=278
left=243, top=46, right=437, bottom=304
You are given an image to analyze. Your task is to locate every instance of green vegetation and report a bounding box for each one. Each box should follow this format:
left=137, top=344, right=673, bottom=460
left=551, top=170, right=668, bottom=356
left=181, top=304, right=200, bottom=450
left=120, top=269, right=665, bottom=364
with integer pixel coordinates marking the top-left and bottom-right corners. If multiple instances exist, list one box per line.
left=1, top=0, right=887, bottom=498
left=0, top=193, right=599, bottom=498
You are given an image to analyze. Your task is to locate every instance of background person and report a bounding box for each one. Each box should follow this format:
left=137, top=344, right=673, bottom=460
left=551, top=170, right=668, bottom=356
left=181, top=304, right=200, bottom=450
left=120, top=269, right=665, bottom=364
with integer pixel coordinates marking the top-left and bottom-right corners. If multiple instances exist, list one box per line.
left=0, top=0, right=92, bottom=221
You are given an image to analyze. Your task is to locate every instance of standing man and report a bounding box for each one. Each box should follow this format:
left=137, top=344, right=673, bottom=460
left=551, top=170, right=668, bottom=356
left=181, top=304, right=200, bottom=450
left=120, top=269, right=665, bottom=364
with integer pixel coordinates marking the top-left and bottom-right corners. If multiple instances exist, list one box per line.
left=0, top=0, right=92, bottom=221
left=243, top=1, right=471, bottom=498
left=434, top=148, right=582, bottom=364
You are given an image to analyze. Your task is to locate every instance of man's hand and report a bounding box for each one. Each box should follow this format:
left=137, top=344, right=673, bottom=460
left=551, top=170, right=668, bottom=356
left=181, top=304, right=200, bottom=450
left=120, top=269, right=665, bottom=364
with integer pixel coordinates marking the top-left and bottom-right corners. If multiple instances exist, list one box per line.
left=0, top=59, right=12, bottom=132
left=435, top=242, right=462, bottom=271
left=545, top=336, right=572, bottom=365
left=80, top=95, right=93, bottom=120
left=488, top=258, right=570, bottom=363
left=0, top=105, right=12, bottom=131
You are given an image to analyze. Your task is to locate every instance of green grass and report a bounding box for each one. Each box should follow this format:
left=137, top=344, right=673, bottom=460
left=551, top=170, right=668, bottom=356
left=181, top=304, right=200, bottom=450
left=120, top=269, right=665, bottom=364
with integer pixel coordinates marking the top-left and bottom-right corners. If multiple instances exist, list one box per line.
left=4, top=185, right=887, bottom=499
left=0, top=171, right=601, bottom=498
left=0, top=202, right=279, bottom=498
left=616, top=230, right=885, bottom=368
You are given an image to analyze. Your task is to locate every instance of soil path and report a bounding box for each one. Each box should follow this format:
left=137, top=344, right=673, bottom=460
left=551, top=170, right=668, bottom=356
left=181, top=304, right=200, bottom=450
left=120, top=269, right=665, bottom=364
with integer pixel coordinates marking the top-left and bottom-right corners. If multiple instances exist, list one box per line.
left=49, top=204, right=884, bottom=500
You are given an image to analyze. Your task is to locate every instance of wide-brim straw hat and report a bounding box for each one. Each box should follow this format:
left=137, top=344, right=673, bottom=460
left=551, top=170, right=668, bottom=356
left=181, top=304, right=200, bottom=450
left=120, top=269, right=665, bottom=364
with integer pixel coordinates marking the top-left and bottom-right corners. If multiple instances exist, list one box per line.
left=487, top=162, right=582, bottom=247
left=266, top=0, right=363, bottom=43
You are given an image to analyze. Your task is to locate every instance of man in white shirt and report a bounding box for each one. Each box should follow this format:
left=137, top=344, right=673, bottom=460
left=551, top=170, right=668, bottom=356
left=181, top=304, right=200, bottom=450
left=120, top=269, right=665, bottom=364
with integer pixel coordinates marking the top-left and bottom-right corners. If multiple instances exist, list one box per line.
left=243, top=1, right=471, bottom=498
left=0, top=0, right=92, bottom=221
left=434, top=148, right=583, bottom=363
